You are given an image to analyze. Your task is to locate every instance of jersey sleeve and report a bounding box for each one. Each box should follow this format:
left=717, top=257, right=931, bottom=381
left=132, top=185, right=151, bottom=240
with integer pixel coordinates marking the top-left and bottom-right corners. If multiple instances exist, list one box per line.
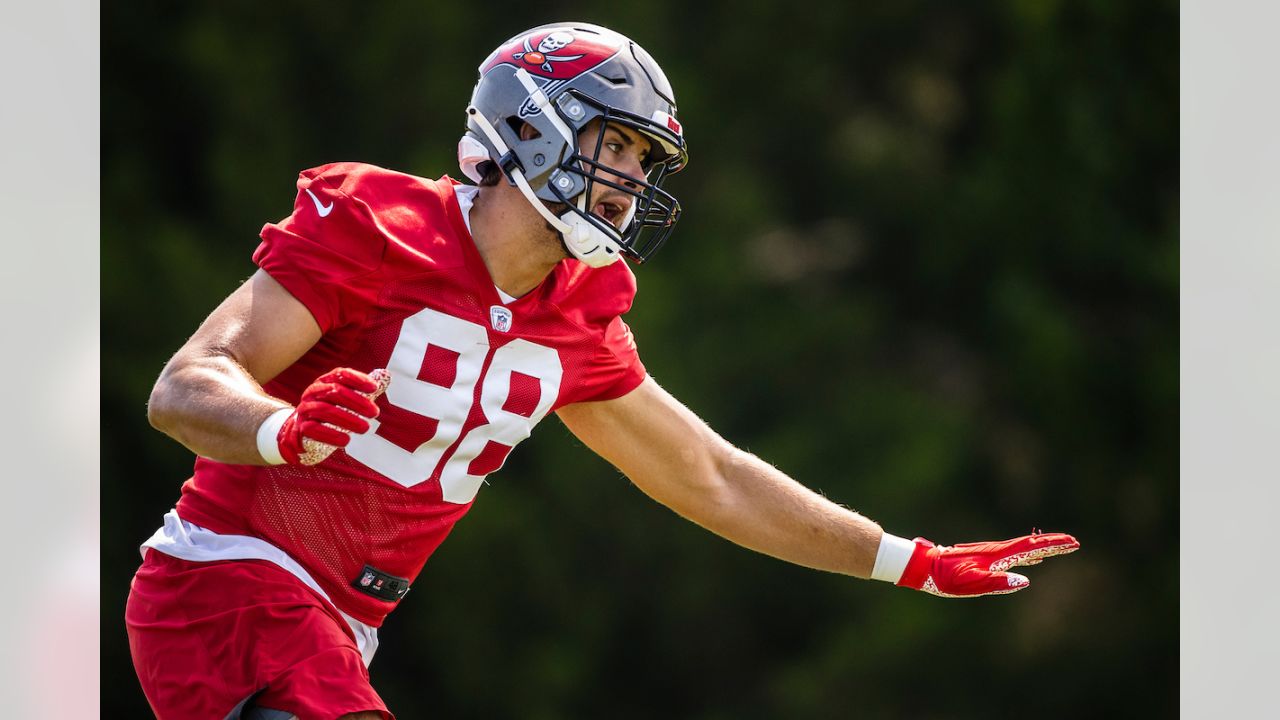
left=570, top=316, right=647, bottom=404
left=254, top=164, right=388, bottom=333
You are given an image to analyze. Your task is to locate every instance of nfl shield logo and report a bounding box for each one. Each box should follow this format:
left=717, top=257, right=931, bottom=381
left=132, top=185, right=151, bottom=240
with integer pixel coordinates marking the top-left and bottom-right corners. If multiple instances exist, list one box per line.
left=359, top=571, right=375, bottom=587
left=490, top=305, right=513, bottom=332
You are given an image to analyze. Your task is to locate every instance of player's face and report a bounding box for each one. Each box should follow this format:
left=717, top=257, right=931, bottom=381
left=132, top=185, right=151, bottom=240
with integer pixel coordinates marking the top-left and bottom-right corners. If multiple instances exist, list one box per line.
left=576, top=120, right=653, bottom=230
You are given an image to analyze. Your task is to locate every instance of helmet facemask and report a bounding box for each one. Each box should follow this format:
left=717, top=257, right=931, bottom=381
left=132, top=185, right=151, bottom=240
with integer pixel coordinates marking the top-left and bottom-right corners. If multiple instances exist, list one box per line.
left=542, top=92, right=684, bottom=264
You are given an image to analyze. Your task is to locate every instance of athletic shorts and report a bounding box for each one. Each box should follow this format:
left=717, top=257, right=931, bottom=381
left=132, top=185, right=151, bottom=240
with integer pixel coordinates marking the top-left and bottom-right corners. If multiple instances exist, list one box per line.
left=126, top=549, right=393, bottom=720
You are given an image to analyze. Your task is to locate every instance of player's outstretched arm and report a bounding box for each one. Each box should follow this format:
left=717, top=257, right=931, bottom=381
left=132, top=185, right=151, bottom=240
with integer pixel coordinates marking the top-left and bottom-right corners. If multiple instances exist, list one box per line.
left=147, top=269, right=384, bottom=466
left=556, top=376, right=1078, bottom=596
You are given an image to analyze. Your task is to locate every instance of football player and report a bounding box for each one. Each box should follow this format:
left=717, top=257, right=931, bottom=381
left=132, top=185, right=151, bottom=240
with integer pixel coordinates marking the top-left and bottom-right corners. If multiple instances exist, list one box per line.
left=126, top=22, right=1080, bottom=720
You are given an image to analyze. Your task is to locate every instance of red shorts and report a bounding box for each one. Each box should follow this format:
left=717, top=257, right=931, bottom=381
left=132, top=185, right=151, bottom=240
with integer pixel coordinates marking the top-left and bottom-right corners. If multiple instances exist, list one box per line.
left=125, top=549, right=393, bottom=720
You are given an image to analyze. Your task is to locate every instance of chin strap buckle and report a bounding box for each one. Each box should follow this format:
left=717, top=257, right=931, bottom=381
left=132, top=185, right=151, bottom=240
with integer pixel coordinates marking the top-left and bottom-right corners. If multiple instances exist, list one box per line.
left=497, top=150, right=523, bottom=179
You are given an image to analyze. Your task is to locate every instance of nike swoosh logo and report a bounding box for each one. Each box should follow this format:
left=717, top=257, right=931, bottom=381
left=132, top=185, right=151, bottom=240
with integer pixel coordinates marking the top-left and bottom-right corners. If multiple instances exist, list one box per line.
left=305, top=188, right=334, bottom=217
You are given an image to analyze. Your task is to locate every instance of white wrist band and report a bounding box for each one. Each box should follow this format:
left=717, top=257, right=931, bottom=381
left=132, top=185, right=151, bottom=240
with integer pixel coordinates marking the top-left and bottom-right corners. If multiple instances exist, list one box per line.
left=255, top=408, right=294, bottom=466
left=871, top=532, right=917, bottom=583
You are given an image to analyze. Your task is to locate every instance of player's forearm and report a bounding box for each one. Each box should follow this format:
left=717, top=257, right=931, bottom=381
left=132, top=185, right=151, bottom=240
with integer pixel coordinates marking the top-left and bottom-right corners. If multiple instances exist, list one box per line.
left=148, top=353, right=290, bottom=465
left=676, top=447, right=884, bottom=578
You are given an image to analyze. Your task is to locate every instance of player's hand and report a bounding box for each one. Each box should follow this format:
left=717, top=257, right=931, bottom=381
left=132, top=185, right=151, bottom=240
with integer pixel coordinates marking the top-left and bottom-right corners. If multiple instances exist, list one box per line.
left=277, top=368, right=391, bottom=466
left=896, top=531, right=1080, bottom=597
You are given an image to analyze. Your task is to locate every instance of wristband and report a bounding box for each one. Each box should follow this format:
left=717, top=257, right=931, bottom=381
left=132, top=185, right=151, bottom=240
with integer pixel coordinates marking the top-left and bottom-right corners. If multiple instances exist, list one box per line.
left=870, top=531, right=916, bottom=583
left=255, top=407, right=293, bottom=466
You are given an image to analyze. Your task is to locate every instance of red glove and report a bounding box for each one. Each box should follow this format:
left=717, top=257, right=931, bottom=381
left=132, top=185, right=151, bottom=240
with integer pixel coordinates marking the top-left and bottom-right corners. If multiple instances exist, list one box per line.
left=897, top=532, right=1080, bottom=597
left=274, top=368, right=391, bottom=466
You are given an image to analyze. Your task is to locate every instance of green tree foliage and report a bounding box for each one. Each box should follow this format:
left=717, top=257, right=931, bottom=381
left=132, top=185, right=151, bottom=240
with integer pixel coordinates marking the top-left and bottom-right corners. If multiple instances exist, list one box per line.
left=104, top=2, right=1176, bottom=717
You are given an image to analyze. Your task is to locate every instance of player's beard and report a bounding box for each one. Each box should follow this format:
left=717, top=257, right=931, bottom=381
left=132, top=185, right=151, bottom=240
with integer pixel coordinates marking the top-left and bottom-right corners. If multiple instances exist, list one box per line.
left=540, top=199, right=574, bottom=260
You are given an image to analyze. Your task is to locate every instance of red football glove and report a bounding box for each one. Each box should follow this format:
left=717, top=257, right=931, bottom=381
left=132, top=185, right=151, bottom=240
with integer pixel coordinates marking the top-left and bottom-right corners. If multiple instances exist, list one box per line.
left=277, top=368, right=391, bottom=466
left=897, top=532, right=1080, bottom=597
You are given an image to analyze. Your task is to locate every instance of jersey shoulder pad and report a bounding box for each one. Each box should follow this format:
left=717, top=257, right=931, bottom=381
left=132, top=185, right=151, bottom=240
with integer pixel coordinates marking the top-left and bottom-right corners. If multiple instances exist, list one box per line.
left=264, top=162, right=396, bottom=273
left=254, top=162, right=412, bottom=331
left=302, top=163, right=468, bottom=270
left=547, top=258, right=639, bottom=331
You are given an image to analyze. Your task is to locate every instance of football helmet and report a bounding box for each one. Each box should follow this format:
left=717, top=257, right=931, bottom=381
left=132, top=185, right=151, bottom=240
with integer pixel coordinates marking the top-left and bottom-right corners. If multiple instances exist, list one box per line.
left=459, top=22, right=688, bottom=266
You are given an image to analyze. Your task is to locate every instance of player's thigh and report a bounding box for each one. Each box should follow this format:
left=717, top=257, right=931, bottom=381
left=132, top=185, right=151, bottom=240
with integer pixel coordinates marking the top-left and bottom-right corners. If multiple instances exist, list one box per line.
left=249, top=644, right=389, bottom=720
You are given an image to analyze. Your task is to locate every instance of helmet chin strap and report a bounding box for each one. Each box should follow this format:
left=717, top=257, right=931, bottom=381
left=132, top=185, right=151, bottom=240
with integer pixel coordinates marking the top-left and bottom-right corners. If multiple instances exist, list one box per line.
left=513, top=67, right=632, bottom=250
left=466, top=86, right=622, bottom=268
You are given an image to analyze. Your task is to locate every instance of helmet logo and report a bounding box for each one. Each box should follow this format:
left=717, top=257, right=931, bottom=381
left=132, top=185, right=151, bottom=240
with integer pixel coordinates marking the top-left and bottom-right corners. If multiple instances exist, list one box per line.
left=516, top=78, right=569, bottom=118
left=537, top=32, right=574, bottom=54
left=481, top=29, right=622, bottom=81
left=513, top=31, right=585, bottom=74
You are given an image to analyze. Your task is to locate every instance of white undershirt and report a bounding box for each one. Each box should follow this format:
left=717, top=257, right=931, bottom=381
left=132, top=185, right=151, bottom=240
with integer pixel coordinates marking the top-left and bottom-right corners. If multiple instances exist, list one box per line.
left=494, top=285, right=518, bottom=304
left=454, top=183, right=520, bottom=305
left=141, top=509, right=380, bottom=667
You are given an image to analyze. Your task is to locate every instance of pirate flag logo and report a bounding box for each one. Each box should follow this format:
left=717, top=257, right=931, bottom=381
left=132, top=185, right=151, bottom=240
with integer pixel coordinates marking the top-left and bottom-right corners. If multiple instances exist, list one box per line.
left=512, top=31, right=585, bottom=74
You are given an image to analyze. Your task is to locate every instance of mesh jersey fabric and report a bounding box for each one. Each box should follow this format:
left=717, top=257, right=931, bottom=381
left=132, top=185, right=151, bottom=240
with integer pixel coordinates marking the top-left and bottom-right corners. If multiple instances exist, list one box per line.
left=173, top=162, right=647, bottom=627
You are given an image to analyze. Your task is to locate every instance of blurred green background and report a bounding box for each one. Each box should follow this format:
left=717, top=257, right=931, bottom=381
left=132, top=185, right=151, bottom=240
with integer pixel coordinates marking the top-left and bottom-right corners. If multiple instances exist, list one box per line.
left=103, top=1, right=1177, bottom=717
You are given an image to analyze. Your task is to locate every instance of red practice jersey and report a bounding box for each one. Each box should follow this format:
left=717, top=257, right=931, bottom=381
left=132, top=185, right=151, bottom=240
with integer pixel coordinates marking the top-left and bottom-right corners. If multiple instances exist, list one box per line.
left=174, top=162, right=646, bottom=626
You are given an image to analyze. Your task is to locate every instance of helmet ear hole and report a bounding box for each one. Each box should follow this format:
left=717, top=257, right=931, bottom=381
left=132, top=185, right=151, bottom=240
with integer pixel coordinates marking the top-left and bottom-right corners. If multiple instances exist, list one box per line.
left=505, top=118, right=542, bottom=141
